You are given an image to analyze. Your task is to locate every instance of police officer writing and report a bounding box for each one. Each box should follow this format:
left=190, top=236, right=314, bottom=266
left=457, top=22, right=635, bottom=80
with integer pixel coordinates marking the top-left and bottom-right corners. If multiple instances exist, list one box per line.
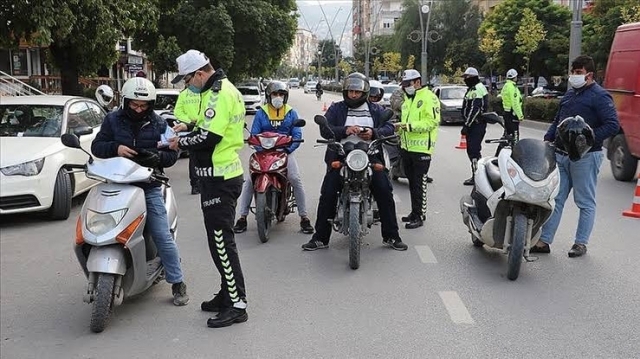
left=500, top=69, right=524, bottom=142
left=301, top=72, right=407, bottom=251
left=460, top=67, right=489, bottom=186
left=168, top=50, right=249, bottom=328
left=395, top=69, right=440, bottom=229
left=173, top=74, right=202, bottom=195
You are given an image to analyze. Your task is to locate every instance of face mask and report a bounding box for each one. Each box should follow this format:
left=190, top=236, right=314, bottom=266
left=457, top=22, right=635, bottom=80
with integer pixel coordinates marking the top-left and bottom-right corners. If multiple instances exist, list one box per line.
left=188, top=84, right=201, bottom=94
left=568, top=74, right=588, bottom=88
left=271, top=97, right=284, bottom=109
left=404, top=86, right=416, bottom=95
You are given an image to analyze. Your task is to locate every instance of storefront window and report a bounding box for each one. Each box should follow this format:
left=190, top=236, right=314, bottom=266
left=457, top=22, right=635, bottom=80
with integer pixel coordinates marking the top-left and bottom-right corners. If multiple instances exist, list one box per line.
left=11, top=49, right=28, bottom=76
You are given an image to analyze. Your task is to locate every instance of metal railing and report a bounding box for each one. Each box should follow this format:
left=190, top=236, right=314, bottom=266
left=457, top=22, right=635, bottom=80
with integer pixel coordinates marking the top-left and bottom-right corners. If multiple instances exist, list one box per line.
left=0, top=70, right=47, bottom=96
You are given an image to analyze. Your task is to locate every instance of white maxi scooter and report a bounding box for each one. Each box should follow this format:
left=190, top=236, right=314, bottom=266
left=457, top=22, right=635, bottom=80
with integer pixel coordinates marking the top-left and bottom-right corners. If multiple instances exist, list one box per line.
left=459, top=113, right=560, bottom=280
left=61, top=133, right=178, bottom=333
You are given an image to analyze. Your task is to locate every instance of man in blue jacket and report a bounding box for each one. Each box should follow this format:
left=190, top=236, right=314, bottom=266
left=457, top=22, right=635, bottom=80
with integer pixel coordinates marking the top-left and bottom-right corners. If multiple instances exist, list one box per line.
left=233, top=81, right=314, bottom=234
left=532, top=55, right=620, bottom=257
left=302, top=72, right=406, bottom=251
left=91, top=77, right=189, bottom=305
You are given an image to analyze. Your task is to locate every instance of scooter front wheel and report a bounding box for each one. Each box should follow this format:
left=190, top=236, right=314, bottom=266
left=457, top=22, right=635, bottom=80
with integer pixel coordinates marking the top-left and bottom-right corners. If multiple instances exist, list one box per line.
left=348, top=202, right=361, bottom=270
left=255, top=191, right=274, bottom=243
left=90, top=273, right=116, bottom=333
left=507, top=213, right=527, bottom=280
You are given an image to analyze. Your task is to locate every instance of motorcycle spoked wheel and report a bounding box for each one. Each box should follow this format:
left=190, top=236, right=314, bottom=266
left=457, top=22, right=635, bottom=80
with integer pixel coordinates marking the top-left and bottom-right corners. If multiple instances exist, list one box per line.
left=90, top=273, right=116, bottom=333
left=256, top=189, right=276, bottom=243
left=506, top=212, right=527, bottom=280
left=348, top=202, right=361, bottom=270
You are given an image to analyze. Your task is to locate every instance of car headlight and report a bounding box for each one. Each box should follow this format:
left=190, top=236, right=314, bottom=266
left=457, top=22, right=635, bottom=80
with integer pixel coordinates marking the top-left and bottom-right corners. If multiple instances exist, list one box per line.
left=86, top=209, right=128, bottom=236
left=269, top=158, right=286, bottom=171
left=346, top=150, right=369, bottom=171
left=259, top=136, right=278, bottom=149
left=0, top=158, right=45, bottom=176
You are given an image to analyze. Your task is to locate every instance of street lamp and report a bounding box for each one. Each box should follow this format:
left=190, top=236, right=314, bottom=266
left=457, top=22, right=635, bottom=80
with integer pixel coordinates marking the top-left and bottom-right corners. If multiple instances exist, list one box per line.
left=317, top=3, right=343, bottom=81
left=364, top=31, right=372, bottom=78
left=419, top=0, right=433, bottom=85
left=568, top=0, right=583, bottom=73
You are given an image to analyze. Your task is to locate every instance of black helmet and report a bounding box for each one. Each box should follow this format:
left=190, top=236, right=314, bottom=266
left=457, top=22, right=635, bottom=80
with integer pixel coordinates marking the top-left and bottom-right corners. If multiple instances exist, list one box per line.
left=265, top=81, right=289, bottom=105
left=342, top=72, right=370, bottom=108
left=556, top=115, right=595, bottom=161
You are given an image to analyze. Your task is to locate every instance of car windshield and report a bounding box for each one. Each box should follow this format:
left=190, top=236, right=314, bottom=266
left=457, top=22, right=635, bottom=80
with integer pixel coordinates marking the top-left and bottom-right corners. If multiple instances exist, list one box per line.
left=307, top=82, right=317, bottom=87
left=155, top=94, right=179, bottom=110
left=0, top=105, right=64, bottom=137
left=440, top=88, right=467, bottom=100
left=384, top=85, right=400, bottom=94
left=238, top=87, right=260, bottom=96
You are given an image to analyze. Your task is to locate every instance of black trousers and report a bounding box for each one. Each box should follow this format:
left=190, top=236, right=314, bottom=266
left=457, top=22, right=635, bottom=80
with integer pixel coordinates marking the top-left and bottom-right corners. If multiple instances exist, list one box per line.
left=313, top=168, right=400, bottom=243
left=401, top=150, right=431, bottom=218
left=188, top=155, right=199, bottom=187
left=503, top=112, right=520, bottom=141
left=199, top=175, right=246, bottom=308
left=466, top=121, right=487, bottom=160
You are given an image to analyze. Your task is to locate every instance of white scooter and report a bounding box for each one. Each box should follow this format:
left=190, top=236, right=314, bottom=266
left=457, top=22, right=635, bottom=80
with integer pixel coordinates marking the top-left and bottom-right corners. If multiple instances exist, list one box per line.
left=459, top=113, right=560, bottom=280
left=61, top=133, right=178, bottom=333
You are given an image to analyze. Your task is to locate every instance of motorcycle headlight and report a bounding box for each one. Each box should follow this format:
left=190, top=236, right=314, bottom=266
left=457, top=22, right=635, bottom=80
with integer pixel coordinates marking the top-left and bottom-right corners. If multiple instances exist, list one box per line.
left=86, top=209, right=128, bottom=236
left=250, top=156, right=261, bottom=171
left=514, top=181, right=553, bottom=204
left=0, top=158, right=45, bottom=176
left=346, top=149, right=369, bottom=172
left=269, top=158, right=286, bottom=171
left=259, top=136, right=278, bottom=150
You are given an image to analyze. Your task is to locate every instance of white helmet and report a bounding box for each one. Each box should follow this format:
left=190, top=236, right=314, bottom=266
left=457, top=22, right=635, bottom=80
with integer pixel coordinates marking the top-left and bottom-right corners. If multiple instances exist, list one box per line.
left=506, top=69, right=518, bottom=79
left=369, top=80, right=384, bottom=102
left=121, top=77, right=156, bottom=102
left=95, top=85, right=114, bottom=108
left=463, top=67, right=479, bottom=77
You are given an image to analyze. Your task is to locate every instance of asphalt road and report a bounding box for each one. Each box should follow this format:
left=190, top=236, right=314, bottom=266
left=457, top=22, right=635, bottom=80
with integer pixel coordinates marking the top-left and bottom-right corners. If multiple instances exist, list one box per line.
left=1, top=88, right=639, bottom=359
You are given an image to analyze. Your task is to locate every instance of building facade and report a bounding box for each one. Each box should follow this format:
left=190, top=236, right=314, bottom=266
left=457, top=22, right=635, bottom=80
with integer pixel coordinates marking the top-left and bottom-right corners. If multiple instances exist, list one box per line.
left=285, top=28, right=318, bottom=71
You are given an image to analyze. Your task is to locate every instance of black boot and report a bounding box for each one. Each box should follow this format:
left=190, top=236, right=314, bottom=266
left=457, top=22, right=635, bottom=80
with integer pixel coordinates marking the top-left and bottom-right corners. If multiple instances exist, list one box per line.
left=463, top=159, right=478, bottom=186
left=207, top=307, right=248, bottom=328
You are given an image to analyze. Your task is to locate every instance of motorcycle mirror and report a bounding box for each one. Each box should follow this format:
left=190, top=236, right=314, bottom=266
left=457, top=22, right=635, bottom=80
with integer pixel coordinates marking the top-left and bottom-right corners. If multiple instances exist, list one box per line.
left=61, top=133, right=81, bottom=148
left=482, top=112, right=504, bottom=126
left=314, top=115, right=328, bottom=127
left=381, top=108, right=394, bottom=122
left=293, top=119, right=306, bottom=128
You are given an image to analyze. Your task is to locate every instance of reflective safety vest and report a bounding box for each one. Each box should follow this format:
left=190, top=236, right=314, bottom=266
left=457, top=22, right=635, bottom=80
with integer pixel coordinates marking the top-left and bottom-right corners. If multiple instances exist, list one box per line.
left=174, top=88, right=201, bottom=124
left=501, top=80, right=524, bottom=120
left=399, top=87, right=440, bottom=154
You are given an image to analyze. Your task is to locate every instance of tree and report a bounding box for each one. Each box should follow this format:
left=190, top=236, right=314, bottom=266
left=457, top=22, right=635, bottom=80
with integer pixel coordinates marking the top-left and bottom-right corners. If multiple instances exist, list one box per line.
left=135, top=0, right=297, bottom=81
left=583, top=0, right=640, bottom=72
left=480, top=0, right=571, bottom=80
left=314, top=39, right=342, bottom=76
left=406, top=55, right=416, bottom=69
left=479, top=27, right=503, bottom=80
left=381, top=52, right=403, bottom=78
left=3, top=0, right=158, bottom=95
left=515, top=7, right=547, bottom=91
left=337, top=60, right=352, bottom=77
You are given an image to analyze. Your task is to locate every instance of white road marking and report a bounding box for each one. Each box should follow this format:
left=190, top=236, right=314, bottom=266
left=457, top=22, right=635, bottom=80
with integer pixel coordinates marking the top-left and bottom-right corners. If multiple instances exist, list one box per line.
left=415, top=245, right=437, bottom=263
left=438, top=291, right=475, bottom=324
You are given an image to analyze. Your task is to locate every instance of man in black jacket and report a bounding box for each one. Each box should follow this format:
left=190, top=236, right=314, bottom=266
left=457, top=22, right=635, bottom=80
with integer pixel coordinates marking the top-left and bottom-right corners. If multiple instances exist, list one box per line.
left=91, top=77, right=189, bottom=306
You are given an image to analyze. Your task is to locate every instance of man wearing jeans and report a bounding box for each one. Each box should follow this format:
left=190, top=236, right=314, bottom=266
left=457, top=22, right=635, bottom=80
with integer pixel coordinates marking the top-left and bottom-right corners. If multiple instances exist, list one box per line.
left=532, top=55, right=620, bottom=257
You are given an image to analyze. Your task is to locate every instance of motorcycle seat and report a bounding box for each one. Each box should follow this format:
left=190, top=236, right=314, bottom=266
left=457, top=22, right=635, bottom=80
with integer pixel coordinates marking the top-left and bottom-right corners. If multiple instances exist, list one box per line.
left=485, top=159, right=502, bottom=191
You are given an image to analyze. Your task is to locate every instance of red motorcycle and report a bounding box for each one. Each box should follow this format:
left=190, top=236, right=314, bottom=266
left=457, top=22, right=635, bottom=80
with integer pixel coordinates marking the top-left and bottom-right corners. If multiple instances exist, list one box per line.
left=246, top=119, right=305, bottom=243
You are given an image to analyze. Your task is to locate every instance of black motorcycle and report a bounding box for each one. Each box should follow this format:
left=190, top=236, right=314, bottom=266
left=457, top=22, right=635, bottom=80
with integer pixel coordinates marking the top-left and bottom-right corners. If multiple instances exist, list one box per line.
left=314, top=115, right=397, bottom=269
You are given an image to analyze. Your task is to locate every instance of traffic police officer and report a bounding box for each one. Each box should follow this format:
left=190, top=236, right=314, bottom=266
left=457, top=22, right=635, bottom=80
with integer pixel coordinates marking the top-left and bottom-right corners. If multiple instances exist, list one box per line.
left=169, top=49, right=248, bottom=328
left=173, top=78, right=202, bottom=194
left=460, top=67, right=489, bottom=186
left=395, top=69, right=440, bottom=229
left=500, top=69, right=524, bottom=142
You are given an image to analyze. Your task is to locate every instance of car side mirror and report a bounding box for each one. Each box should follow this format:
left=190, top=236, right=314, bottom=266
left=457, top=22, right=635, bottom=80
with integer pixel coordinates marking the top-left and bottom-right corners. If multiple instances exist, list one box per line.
left=61, top=133, right=82, bottom=148
left=73, top=126, right=93, bottom=137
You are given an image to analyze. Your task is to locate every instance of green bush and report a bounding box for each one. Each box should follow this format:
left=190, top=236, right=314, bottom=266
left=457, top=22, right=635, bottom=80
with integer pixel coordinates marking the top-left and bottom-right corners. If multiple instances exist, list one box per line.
left=488, top=95, right=559, bottom=123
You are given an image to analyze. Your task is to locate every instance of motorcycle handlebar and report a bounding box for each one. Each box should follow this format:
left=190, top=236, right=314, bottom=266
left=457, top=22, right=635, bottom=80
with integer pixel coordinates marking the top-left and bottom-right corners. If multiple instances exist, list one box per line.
left=67, top=164, right=86, bottom=170
left=485, top=138, right=510, bottom=144
left=316, top=139, right=333, bottom=144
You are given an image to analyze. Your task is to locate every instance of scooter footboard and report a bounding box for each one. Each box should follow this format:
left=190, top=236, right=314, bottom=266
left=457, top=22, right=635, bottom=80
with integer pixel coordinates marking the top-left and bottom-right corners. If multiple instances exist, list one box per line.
left=87, top=245, right=127, bottom=275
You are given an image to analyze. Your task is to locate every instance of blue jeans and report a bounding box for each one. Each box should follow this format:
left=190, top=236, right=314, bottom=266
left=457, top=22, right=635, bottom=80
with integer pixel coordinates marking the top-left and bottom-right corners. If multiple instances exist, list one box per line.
left=540, top=151, right=604, bottom=245
left=144, top=187, right=184, bottom=284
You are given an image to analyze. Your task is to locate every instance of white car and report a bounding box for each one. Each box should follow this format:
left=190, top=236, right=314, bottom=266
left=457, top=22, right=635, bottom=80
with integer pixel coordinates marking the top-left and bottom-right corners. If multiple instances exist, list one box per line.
left=0, top=96, right=105, bottom=219
left=237, top=85, right=263, bottom=114
left=380, top=84, right=400, bottom=108
left=304, top=81, right=318, bottom=94
left=154, top=88, right=181, bottom=115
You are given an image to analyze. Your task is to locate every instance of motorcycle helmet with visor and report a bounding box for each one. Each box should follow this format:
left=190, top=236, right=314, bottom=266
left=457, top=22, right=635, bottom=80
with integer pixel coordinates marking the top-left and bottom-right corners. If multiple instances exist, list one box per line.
left=121, top=77, right=157, bottom=121
left=556, top=115, right=595, bottom=162
left=342, top=72, right=370, bottom=108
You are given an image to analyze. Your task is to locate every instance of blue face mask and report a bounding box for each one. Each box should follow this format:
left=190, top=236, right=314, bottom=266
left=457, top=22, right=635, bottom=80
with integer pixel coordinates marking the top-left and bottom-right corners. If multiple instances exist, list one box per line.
left=188, top=85, right=201, bottom=94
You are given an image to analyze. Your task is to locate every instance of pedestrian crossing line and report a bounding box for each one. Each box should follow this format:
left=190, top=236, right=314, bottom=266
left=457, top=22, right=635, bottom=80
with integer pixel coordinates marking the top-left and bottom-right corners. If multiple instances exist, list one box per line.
left=415, top=245, right=437, bottom=263
left=438, top=291, right=475, bottom=325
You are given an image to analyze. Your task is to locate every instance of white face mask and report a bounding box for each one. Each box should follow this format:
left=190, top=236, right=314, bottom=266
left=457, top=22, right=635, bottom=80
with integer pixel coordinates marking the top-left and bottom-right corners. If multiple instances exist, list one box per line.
left=404, top=86, right=416, bottom=95
left=271, top=97, right=284, bottom=109
left=568, top=74, right=588, bottom=88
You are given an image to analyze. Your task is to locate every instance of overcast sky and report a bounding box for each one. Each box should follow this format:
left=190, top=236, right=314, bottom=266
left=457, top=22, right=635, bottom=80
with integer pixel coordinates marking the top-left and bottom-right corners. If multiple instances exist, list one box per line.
left=296, top=0, right=353, bottom=55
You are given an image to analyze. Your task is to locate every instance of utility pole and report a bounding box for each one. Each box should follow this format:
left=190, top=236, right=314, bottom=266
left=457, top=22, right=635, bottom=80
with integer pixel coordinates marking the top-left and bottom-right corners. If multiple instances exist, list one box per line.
left=419, top=0, right=433, bottom=85
left=568, top=0, right=583, bottom=73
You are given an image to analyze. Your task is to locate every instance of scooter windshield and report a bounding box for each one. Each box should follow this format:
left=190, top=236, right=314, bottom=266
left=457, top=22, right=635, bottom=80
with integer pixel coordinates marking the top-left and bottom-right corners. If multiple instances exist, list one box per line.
left=510, top=138, right=557, bottom=181
left=87, top=157, right=153, bottom=183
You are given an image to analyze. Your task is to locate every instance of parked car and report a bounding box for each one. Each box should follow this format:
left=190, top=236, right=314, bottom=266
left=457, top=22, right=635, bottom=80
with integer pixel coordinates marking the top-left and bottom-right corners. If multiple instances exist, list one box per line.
left=237, top=85, right=264, bottom=114
left=154, top=88, right=181, bottom=115
left=603, top=21, right=640, bottom=181
left=433, top=85, right=467, bottom=124
left=380, top=84, right=400, bottom=108
left=304, top=81, right=318, bottom=94
left=288, top=78, right=300, bottom=89
left=0, top=96, right=105, bottom=219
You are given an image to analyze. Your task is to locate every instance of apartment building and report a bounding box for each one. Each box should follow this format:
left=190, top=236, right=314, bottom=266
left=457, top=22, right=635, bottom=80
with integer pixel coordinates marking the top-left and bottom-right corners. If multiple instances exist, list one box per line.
left=285, top=28, right=319, bottom=70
